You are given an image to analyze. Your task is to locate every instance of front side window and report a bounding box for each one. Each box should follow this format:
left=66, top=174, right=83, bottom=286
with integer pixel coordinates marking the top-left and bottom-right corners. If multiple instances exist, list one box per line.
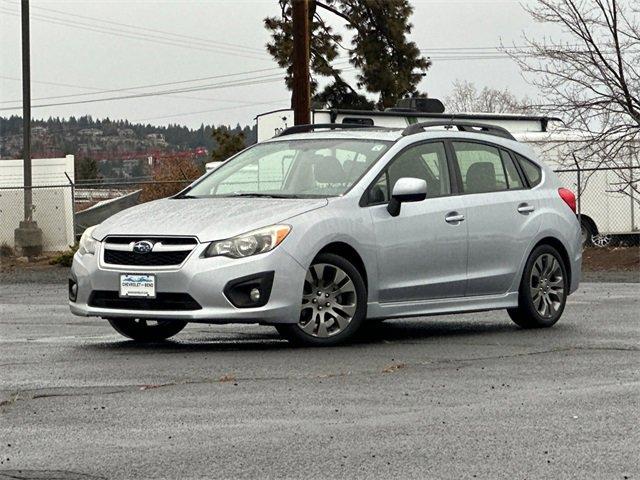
left=368, top=142, right=451, bottom=203
left=452, top=142, right=508, bottom=194
left=186, top=139, right=391, bottom=198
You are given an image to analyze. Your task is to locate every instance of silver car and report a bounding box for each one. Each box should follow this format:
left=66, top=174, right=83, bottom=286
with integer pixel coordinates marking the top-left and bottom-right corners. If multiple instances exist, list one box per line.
left=69, top=121, right=582, bottom=346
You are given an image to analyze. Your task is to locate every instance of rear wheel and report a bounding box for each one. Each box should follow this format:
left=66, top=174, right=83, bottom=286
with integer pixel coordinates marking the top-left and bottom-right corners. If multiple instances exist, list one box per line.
left=107, top=318, right=187, bottom=342
left=275, top=253, right=367, bottom=346
left=508, top=245, right=568, bottom=329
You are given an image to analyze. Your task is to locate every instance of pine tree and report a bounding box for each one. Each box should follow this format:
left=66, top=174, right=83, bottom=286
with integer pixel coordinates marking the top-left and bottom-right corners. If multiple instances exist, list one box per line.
left=264, top=0, right=430, bottom=110
left=75, top=157, right=99, bottom=181
left=211, top=126, right=245, bottom=163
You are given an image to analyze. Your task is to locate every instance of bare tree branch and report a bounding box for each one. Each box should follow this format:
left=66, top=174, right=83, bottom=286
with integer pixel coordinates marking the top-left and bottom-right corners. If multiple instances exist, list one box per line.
left=507, top=0, right=639, bottom=194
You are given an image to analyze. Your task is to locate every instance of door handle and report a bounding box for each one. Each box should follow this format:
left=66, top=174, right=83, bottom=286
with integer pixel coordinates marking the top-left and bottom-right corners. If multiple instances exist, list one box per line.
left=517, top=203, right=535, bottom=214
left=445, top=212, right=465, bottom=223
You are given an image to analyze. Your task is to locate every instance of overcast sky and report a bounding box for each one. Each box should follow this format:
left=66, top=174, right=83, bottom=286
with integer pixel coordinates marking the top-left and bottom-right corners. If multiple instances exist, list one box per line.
left=0, top=0, right=562, bottom=129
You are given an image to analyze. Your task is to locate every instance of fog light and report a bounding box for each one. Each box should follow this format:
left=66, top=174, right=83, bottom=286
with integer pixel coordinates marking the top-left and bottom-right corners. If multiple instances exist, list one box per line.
left=223, top=271, right=274, bottom=308
left=68, top=278, right=78, bottom=302
left=249, top=288, right=261, bottom=302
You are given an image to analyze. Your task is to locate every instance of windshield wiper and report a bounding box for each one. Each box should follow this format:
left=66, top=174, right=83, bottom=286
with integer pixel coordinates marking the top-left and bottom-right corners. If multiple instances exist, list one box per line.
left=227, top=193, right=301, bottom=199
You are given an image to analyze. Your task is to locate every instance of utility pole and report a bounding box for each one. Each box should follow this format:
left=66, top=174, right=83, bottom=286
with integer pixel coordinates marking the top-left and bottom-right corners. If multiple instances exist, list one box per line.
left=291, top=0, right=310, bottom=125
left=15, top=0, right=43, bottom=258
left=22, top=0, right=32, bottom=221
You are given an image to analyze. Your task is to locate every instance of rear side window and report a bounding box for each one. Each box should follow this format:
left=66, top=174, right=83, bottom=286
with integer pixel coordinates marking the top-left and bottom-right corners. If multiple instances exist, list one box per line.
left=515, top=154, right=542, bottom=187
left=452, top=142, right=507, bottom=193
left=500, top=150, right=524, bottom=189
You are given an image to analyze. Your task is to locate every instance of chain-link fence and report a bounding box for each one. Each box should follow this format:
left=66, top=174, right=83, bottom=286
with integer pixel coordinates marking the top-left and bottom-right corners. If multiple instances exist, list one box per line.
left=0, top=178, right=194, bottom=256
left=0, top=183, right=75, bottom=252
left=1, top=165, right=639, bottom=255
left=554, top=165, right=639, bottom=245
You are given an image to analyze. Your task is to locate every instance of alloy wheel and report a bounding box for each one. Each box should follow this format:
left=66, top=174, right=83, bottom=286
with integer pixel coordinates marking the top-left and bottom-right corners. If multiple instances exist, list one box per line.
left=591, top=234, right=612, bottom=248
left=298, top=263, right=357, bottom=338
left=529, top=253, right=565, bottom=318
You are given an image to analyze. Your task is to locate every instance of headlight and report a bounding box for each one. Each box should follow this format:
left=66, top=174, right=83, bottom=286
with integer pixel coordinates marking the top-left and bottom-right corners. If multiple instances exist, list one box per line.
left=204, top=225, right=291, bottom=259
left=78, top=225, right=99, bottom=255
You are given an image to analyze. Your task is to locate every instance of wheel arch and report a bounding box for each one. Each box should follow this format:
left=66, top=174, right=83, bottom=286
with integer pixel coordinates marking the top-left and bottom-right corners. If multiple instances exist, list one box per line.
left=530, top=236, right=572, bottom=288
left=579, top=214, right=598, bottom=235
left=316, top=242, right=368, bottom=291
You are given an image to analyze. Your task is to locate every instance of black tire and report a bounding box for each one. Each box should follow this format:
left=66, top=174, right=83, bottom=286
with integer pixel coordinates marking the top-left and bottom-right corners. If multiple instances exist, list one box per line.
left=275, top=253, right=367, bottom=347
left=107, top=318, right=187, bottom=342
left=580, top=219, right=595, bottom=247
left=508, top=244, right=568, bottom=329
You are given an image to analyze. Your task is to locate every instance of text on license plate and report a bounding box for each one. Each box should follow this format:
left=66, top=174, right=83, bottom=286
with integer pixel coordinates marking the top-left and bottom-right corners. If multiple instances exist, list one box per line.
left=120, top=274, right=156, bottom=298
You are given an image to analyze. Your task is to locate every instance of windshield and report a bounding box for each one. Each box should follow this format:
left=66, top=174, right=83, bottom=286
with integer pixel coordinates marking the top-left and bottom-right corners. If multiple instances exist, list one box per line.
left=184, top=138, right=392, bottom=198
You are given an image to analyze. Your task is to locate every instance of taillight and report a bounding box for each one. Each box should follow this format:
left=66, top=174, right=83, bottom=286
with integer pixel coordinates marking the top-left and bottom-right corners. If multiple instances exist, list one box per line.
left=558, top=188, right=576, bottom=213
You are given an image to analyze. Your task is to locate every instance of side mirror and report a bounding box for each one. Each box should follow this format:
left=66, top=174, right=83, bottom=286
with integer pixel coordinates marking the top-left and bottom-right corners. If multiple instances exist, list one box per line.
left=387, top=177, right=427, bottom=216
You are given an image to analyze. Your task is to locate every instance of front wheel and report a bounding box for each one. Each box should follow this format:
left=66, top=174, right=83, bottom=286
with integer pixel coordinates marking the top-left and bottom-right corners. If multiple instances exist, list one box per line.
left=275, top=253, right=367, bottom=347
left=508, top=245, right=568, bottom=329
left=107, top=318, right=187, bottom=342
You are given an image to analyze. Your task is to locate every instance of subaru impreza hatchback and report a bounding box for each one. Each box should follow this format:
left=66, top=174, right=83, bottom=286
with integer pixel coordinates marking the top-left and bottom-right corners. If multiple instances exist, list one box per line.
left=69, top=121, right=581, bottom=346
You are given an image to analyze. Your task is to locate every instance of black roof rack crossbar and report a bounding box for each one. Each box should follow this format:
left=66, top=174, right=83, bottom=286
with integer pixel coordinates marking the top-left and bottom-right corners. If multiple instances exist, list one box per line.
left=401, top=120, right=516, bottom=141
left=277, top=123, right=386, bottom=137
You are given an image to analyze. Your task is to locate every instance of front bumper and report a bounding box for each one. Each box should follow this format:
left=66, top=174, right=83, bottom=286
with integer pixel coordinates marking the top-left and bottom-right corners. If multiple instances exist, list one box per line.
left=69, top=243, right=306, bottom=324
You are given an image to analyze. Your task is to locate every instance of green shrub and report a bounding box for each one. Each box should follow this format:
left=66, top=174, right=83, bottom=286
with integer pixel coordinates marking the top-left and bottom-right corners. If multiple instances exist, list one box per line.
left=0, top=242, right=14, bottom=258
left=49, top=244, right=79, bottom=267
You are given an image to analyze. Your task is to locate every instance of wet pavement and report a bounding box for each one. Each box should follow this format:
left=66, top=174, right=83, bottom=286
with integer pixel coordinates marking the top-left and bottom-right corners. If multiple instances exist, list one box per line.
left=1, top=279, right=639, bottom=479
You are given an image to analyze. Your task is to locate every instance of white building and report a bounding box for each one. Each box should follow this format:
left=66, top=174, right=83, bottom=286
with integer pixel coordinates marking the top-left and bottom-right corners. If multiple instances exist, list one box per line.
left=0, top=155, right=75, bottom=251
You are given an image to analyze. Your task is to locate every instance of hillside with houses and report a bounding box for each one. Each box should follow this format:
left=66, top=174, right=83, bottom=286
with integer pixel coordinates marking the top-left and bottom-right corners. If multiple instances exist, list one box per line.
left=0, top=115, right=256, bottom=164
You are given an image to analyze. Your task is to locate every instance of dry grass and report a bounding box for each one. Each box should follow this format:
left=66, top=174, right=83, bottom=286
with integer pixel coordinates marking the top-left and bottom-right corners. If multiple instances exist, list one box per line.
left=382, top=362, right=407, bottom=373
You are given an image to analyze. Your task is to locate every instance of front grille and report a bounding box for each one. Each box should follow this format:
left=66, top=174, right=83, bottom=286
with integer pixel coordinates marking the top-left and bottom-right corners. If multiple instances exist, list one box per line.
left=102, top=236, right=197, bottom=267
left=104, top=250, right=190, bottom=266
left=88, top=291, right=202, bottom=311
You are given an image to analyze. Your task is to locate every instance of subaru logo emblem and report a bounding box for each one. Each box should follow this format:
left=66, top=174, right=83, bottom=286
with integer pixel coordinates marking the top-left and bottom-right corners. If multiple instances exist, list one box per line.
left=132, top=240, right=154, bottom=254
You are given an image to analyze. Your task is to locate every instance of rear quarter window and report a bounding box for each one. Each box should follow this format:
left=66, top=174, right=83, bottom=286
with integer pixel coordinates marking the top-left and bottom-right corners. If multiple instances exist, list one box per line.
left=515, top=153, right=542, bottom=187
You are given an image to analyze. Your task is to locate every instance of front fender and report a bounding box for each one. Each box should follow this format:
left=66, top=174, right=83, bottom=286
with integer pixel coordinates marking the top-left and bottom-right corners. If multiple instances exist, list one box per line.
left=280, top=198, right=380, bottom=302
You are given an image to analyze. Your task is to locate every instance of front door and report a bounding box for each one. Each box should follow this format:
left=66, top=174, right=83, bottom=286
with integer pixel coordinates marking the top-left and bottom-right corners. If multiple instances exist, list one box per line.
left=366, top=141, right=468, bottom=303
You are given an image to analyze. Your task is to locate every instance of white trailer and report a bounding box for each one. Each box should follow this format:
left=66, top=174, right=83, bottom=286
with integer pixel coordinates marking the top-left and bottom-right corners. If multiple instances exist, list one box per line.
left=517, top=132, right=638, bottom=244
left=256, top=108, right=639, bottom=242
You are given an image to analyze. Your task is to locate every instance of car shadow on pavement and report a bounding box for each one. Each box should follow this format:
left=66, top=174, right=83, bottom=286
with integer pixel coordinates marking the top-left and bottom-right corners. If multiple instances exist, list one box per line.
left=80, top=315, right=547, bottom=353
left=355, top=318, right=521, bottom=344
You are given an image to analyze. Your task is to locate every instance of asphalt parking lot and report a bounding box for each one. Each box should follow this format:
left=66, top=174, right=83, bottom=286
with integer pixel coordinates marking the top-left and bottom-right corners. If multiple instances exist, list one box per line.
left=1, top=273, right=638, bottom=480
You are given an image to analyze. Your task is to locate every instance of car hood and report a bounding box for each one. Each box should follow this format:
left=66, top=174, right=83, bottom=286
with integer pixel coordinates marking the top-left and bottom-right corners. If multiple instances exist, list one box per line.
left=92, top=197, right=328, bottom=242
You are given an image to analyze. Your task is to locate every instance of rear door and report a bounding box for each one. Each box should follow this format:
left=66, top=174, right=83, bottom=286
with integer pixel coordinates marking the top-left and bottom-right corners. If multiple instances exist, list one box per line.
left=450, top=140, right=541, bottom=296
left=366, top=140, right=468, bottom=302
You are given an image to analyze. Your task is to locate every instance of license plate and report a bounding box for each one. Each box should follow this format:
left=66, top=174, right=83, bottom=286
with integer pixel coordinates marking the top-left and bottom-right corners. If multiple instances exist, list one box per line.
left=119, top=274, right=156, bottom=298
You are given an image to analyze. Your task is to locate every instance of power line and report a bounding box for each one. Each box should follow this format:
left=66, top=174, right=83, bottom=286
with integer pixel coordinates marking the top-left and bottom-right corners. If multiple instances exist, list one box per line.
left=0, top=8, right=269, bottom=61
left=29, top=2, right=266, bottom=54
left=132, top=99, right=290, bottom=122
left=0, top=0, right=266, bottom=57
left=0, top=73, right=291, bottom=111
left=0, top=6, right=271, bottom=62
left=0, top=67, right=284, bottom=103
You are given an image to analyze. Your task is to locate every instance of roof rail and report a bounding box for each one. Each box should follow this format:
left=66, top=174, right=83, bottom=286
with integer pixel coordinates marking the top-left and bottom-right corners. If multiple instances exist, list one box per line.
left=277, top=123, right=386, bottom=137
left=401, top=120, right=516, bottom=141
